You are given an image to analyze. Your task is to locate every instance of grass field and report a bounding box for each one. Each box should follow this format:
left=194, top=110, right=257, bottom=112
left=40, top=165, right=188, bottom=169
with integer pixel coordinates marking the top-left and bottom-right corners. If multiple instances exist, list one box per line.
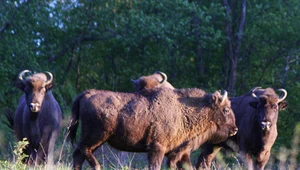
left=1, top=124, right=299, bottom=170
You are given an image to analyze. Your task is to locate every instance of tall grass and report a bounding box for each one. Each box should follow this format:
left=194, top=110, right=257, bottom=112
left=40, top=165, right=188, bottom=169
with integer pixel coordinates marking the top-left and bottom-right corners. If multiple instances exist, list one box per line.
left=1, top=123, right=299, bottom=170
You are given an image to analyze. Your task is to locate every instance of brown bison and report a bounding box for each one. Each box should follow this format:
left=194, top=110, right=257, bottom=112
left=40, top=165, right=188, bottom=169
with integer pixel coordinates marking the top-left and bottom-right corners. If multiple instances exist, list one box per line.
left=131, top=71, right=175, bottom=91
left=11, top=70, right=62, bottom=165
left=68, top=87, right=237, bottom=170
left=197, top=87, right=288, bottom=170
left=130, top=72, right=238, bottom=169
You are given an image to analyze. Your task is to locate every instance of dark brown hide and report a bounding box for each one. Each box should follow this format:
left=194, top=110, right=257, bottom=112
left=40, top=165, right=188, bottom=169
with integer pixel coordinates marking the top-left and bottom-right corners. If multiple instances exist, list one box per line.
left=68, top=88, right=237, bottom=170
left=12, top=70, right=62, bottom=165
left=131, top=71, right=174, bottom=91
left=131, top=73, right=238, bottom=170
left=197, top=87, right=288, bottom=170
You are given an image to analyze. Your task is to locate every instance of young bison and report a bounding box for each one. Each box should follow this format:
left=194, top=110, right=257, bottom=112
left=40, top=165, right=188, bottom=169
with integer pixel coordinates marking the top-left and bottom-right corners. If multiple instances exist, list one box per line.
left=68, top=87, right=237, bottom=170
left=131, top=71, right=174, bottom=91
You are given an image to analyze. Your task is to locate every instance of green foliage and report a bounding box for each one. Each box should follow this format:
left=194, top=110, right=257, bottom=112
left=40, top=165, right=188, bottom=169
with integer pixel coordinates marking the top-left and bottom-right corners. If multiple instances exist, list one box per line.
left=0, top=0, right=300, bottom=168
left=0, top=138, right=28, bottom=170
left=13, top=138, right=29, bottom=168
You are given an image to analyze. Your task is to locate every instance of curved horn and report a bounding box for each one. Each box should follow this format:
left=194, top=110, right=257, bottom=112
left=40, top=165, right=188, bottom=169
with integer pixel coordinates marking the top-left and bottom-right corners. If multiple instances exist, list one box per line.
left=221, top=90, right=228, bottom=105
left=131, top=79, right=138, bottom=83
left=277, top=89, right=287, bottom=103
left=155, top=71, right=167, bottom=84
left=18, top=70, right=31, bottom=81
left=250, top=87, right=262, bottom=93
left=251, top=87, right=262, bottom=99
left=44, top=71, right=53, bottom=86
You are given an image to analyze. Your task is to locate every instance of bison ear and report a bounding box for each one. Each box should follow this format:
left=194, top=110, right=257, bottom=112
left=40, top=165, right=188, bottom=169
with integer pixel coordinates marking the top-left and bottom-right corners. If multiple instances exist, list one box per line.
left=211, top=93, right=221, bottom=105
left=45, top=82, right=53, bottom=90
left=16, top=81, right=25, bottom=91
left=131, top=79, right=141, bottom=90
left=278, top=101, right=288, bottom=110
left=249, top=101, right=258, bottom=109
left=131, top=79, right=140, bottom=87
left=131, top=79, right=138, bottom=85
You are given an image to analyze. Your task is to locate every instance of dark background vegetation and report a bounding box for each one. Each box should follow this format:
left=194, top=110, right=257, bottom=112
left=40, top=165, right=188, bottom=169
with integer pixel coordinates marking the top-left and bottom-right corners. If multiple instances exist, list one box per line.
left=0, top=0, right=299, bottom=168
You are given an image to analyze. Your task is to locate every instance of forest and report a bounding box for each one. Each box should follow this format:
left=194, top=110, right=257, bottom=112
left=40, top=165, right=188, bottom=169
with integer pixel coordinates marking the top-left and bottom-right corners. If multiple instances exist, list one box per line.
left=0, top=0, right=299, bottom=169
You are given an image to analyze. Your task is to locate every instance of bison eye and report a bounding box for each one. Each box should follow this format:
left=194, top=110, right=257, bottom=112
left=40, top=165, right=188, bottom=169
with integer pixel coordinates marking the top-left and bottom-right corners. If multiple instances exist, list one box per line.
left=223, top=108, right=229, bottom=114
left=271, top=104, right=278, bottom=110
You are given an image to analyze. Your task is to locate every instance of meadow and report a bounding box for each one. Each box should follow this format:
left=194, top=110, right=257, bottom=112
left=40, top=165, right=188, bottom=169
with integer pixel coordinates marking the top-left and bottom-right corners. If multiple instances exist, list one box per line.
left=1, top=122, right=299, bottom=170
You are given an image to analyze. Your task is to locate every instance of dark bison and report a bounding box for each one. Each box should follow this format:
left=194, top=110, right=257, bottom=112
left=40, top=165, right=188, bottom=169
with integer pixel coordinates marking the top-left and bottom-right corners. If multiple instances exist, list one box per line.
left=68, top=87, right=238, bottom=170
left=131, top=71, right=174, bottom=91
left=197, top=87, right=288, bottom=170
left=11, top=70, right=62, bottom=165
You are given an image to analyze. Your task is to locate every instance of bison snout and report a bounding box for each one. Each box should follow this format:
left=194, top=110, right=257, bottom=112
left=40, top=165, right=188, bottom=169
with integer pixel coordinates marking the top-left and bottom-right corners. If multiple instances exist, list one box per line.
left=261, top=121, right=271, bottom=131
left=230, top=127, right=238, bottom=136
left=30, top=103, right=40, bottom=112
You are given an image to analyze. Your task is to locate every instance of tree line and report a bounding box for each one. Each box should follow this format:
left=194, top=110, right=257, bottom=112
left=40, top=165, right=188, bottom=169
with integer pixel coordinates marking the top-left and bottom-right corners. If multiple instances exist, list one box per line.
left=0, top=0, right=299, bottom=163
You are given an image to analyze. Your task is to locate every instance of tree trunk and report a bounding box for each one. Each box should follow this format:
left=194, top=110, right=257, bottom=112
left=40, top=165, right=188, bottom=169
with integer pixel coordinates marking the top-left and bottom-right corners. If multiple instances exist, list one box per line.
left=223, top=0, right=246, bottom=96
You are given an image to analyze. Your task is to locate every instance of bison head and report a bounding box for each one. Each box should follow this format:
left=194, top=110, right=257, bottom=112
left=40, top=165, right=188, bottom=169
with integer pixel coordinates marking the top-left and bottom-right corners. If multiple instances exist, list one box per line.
left=211, top=90, right=238, bottom=142
left=131, top=71, right=168, bottom=91
left=17, top=70, right=53, bottom=113
left=249, top=87, right=288, bottom=131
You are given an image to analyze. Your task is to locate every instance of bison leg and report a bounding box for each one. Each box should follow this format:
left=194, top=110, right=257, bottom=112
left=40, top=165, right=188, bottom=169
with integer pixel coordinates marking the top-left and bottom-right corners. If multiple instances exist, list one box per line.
left=73, top=146, right=101, bottom=170
left=36, top=142, right=48, bottom=165
left=177, top=153, right=193, bottom=170
left=240, top=153, right=254, bottom=170
left=147, top=143, right=166, bottom=170
left=28, top=149, right=38, bottom=166
left=44, top=129, right=60, bottom=165
left=167, top=151, right=183, bottom=169
left=196, top=144, right=222, bottom=170
left=21, top=146, right=32, bottom=164
left=73, top=148, right=86, bottom=170
left=35, top=132, right=56, bottom=165
left=255, top=150, right=270, bottom=170
left=167, top=158, right=177, bottom=169
left=167, top=151, right=193, bottom=170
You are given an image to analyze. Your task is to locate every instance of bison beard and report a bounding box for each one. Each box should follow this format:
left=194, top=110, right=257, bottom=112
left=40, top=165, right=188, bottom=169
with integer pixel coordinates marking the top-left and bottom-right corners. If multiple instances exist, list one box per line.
left=68, top=87, right=237, bottom=170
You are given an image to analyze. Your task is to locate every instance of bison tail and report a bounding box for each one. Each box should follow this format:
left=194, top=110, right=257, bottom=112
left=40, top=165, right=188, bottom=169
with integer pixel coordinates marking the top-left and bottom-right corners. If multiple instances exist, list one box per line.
left=3, top=108, right=14, bottom=130
left=67, top=93, right=83, bottom=147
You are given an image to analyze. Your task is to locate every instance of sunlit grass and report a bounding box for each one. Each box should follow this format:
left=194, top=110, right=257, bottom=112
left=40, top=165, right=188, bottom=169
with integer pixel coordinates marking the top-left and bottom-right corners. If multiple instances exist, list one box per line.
left=1, top=123, right=299, bottom=170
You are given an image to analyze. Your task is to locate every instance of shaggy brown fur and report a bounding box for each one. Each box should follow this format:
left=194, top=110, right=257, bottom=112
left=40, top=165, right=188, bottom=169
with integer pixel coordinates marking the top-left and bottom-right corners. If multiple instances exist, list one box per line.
left=8, top=70, right=62, bottom=165
left=197, top=87, right=288, bottom=170
left=68, top=88, right=237, bottom=170
left=131, top=71, right=174, bottom=90
left=132, top=73, right=238, bottom=169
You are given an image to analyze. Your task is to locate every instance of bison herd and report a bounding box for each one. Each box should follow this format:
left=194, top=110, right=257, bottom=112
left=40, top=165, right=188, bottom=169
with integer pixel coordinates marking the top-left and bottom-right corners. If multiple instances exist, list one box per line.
left=5, top=70, right=288, bottom=170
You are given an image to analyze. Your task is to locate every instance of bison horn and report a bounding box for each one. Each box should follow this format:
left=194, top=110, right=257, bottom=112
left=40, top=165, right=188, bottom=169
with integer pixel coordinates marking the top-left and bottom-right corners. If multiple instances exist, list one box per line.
left=221, top=90, right=228, bottom=105
left=250, top=87, right=262, bottom=93
left=131, top=79, right=139, bottom=84
left=277, top=89, right=287, bottom=103
left=18, top=70, right=31, bottom=81
left=155, top=71, right=167, bottom=84
left=251, top=87, right=262, bottom=99
left=44, top=71, right=53, bottom=85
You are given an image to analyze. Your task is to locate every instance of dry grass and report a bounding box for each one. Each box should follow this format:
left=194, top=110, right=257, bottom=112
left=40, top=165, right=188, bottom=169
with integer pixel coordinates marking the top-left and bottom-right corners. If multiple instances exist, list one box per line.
left=1, top=123, right=299, bottom=170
